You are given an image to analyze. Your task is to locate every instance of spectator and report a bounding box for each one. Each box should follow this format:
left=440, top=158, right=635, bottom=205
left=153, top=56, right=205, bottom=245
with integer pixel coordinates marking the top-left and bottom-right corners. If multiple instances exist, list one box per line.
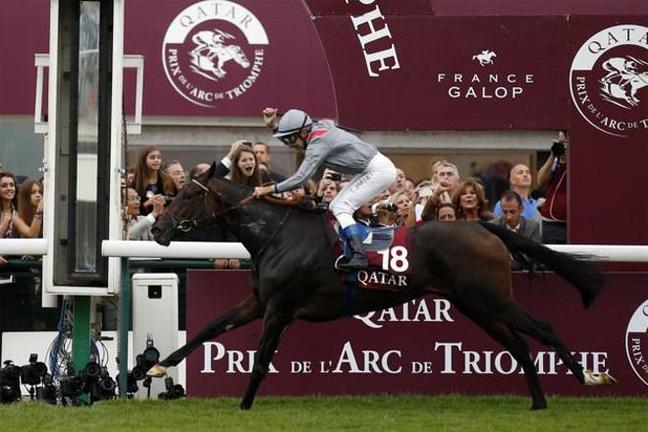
left=124, top=187, right=164, bottom=241
left=388, top=167, right=406, bottom=193
left=162, top=160, right=187, bottom=190
left=133, top=146, right=175, bottom=215
left=493, top=164, right=541, bottom=223
left=437, top=202, right=457, bottom=221
left=404, top=177, right=416, bottom=199
left=389, top=190, right=411, bottom=226
left=317, top=179, right=338, bottom=204
left=491, top=191, right=541, bottom=242
left=433, top=160, right=460, bottom=193
left=452, top=178, right=493, bottom=221
left=538, top=131, right=568, bottom=244
left=17, top=179, right=44, bottom=238
left=229, top=145, right=262, bottom=188
left=1, top=171, right=19, bottom=267
left=372, top=201, right=398, bottom=227
left=0, top=172, right=42, bottom=240
left=420, top=188, right=453, bottom=222
left=354, top=201, right=372, bottom=226
left=253, top=142, right=285, bottom=182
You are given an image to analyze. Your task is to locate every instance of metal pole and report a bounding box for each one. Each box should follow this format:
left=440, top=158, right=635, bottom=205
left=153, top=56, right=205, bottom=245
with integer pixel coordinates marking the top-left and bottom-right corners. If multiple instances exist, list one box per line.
left=72, top=295, right=91, bottom=403
left=118, top=256, right=130, bottom=398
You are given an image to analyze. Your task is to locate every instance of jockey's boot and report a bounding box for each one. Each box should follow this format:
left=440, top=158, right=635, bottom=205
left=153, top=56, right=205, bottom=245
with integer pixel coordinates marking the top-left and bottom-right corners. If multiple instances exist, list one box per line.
left=336, top=225, right=368, bottom=272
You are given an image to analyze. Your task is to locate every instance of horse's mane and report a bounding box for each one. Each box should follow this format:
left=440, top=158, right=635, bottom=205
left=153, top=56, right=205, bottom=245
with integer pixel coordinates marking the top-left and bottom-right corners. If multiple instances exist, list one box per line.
left=205, top=175, right=325, bottom=214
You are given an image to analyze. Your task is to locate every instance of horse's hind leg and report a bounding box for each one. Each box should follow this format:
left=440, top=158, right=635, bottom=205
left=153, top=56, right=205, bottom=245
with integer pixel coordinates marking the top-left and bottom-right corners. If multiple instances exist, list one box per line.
left=500, top=304, right=616, bottom=386
left=149, top=295, right=261, bottom=375
left=240, top=308, right=292, bottom=410
left=464, top=309, right=547, bottom=410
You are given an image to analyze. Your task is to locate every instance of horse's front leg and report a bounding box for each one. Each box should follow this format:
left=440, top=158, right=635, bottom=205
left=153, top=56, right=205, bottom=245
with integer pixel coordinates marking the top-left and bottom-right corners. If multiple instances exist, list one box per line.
left=240, top=307, right=292, bottom=410
left=147, top=295, right=262, bottom=377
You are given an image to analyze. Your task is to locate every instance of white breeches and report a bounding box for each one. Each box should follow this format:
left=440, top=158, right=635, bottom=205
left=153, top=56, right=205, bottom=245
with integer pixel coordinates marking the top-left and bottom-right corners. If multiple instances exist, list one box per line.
left=329, top=153, right=396, bottom=229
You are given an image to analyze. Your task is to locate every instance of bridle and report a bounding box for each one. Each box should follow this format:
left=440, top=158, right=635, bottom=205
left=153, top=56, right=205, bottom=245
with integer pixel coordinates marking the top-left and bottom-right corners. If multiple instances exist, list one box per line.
left=173, top=178, right=254, bottom=233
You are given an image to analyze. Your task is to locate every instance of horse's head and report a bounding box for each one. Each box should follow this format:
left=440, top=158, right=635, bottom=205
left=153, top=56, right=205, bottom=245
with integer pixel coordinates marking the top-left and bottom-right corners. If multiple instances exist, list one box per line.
left=229, top=45, right=250, bottom=68
left=151, top=162, right=234, bottom=246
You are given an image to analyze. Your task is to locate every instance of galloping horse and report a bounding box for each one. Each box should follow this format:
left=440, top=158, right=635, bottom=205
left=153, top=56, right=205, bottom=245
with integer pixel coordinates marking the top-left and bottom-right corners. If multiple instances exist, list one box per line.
left=149, top=164, right=616, bottom=410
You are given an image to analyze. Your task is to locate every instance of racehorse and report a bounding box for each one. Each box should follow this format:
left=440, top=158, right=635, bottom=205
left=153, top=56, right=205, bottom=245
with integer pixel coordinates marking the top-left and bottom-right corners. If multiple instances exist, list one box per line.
left=148, top=164, right=616, bottom=410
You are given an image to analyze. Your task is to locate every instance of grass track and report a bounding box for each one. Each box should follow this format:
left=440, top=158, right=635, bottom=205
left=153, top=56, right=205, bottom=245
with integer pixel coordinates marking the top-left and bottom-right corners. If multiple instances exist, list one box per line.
left=1, top=395, right=646, bottom=432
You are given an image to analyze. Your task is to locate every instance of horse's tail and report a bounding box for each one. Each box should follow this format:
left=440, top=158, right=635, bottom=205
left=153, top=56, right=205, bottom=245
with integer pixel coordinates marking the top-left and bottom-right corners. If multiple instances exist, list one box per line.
left=479, top=221, right=604, bottom=308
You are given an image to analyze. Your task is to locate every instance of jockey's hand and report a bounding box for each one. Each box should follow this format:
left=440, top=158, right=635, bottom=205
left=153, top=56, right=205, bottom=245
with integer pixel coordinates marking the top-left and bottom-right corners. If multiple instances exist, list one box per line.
left=253, top=185, right=274, bottom=198
left=262, top=107, right=278, bottom=129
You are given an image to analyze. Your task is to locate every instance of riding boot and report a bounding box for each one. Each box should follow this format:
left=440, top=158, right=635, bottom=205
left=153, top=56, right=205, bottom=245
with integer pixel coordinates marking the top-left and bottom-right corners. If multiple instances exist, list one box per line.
left=336, top=225, right=368, bottom=272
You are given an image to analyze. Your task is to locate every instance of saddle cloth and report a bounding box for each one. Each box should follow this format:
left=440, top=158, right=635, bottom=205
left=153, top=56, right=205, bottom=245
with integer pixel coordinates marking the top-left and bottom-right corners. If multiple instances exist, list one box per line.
left=338, top=225, right=413, bottom=293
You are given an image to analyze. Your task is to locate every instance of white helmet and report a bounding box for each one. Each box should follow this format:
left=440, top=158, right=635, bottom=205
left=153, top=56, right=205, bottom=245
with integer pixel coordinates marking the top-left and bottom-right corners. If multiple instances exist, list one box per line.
left=273, top=109, right=313, bottom=143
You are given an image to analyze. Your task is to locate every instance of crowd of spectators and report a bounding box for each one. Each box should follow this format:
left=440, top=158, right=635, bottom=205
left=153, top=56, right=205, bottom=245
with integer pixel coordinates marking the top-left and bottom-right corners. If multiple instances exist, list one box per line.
left=0, top=170, right=44, bottom=266
left=0, top=129, right=570, bottom=269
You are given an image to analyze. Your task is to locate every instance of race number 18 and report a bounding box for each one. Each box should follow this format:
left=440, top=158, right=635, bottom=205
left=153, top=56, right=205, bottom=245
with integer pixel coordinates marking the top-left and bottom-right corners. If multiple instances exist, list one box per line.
left=377, top=246, right=409, bottom=272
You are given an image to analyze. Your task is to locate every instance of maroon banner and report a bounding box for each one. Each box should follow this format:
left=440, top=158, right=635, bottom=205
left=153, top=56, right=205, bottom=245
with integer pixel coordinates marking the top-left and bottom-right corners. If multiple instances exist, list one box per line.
left=186, top=270, right=648, bottom=397
left=308, top=13, right=570, bottom=130
left=566, top=19, right=648, bottom=245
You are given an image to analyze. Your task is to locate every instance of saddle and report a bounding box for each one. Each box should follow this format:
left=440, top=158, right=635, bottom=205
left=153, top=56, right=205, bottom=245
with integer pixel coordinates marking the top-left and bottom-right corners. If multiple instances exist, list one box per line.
left=336, top=225, right=413, bottom=293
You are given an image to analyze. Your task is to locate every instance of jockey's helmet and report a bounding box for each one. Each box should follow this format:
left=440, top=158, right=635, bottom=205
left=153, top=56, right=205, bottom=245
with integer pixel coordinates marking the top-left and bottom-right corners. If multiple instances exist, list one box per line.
left=273, top=109, right=312, bottom=145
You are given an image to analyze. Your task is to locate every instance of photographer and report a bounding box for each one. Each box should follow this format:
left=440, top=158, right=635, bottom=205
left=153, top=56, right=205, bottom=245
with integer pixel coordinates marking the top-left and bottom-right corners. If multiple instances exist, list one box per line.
left=537, top=130, right=568, bottom=244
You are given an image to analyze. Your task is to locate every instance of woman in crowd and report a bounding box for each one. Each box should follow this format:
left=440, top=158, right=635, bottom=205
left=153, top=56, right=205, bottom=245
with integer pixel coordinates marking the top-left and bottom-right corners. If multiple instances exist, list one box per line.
left=0, top=172, right=43, bottom=240
left=17, top=179, right=44, bottom=238
left=228, top=144, right=262, bottom=188
left=133, top=146, right=175, bottom=215
left=125, top=187, right=164, bottom=241
left=389, top=190, right=412, bottom=226
left=452, top=178, right=493, bottom=221
left=162, top=160, right=187, bottom=190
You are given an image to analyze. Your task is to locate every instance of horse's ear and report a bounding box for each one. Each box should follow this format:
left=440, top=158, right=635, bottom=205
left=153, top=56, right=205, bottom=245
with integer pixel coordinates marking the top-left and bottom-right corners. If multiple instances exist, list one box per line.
left=208, top=161, right=218, bottom=178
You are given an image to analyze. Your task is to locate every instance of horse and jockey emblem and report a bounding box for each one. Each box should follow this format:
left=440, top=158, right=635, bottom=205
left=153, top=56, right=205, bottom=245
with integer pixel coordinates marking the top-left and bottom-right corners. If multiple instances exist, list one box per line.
left=599, top=56, right=648, bottom=109
left=189, top=29, right=251, bottom=82
left=473, top=50, right=496, bottom=66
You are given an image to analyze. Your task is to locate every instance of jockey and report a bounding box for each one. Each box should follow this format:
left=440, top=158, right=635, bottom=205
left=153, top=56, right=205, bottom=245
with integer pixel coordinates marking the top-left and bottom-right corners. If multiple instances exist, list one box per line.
left=253, top=108, right=397, bottom=271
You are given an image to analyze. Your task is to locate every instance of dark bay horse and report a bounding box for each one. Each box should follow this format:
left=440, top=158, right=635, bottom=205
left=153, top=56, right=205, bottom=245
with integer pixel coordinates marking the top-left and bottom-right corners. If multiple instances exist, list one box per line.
left=149, top=163, right=616, bottom=410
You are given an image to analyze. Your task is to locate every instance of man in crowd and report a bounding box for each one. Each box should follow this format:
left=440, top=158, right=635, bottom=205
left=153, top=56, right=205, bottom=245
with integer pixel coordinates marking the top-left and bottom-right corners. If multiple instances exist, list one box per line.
left=491, top=191, right=541, bottom=242
left=537, top=131, right=568, bottom=244
left=493, top=163, right=541, bottom=223
left=253, top=141, right=285, bottom=182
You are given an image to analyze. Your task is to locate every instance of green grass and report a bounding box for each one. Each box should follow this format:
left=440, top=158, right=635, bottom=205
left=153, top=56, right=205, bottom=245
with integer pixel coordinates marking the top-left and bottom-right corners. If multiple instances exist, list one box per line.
left=1, top=395, right=646, bottom=432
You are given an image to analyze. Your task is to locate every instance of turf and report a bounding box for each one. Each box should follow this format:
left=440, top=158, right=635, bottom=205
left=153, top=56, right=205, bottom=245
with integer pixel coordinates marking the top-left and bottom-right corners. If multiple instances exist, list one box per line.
left=1, top=395, right=646, bottom=432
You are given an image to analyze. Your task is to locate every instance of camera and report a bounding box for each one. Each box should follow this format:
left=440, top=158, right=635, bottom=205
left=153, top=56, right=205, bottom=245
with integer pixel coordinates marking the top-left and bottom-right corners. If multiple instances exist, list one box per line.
left=163, top=195, right=174, bottom=204
left=158, top=376, right=185, bottom=400
left=0, top=360, right=21, bottom=404
left=20, top=353, right=47, bottom=386
left=551, top=141, right=566, bottom=157
left=326, top=173, right=342, bottom=182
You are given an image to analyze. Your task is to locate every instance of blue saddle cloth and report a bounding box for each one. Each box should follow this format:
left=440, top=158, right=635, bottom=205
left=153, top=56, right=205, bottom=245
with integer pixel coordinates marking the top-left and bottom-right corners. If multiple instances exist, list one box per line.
left=338, top=225, right=395, bottom=254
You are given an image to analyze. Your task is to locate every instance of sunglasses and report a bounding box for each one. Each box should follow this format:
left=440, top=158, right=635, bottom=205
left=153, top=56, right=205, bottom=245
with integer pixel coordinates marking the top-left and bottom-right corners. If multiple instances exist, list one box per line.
left=279, top=134, right=300, bottom=146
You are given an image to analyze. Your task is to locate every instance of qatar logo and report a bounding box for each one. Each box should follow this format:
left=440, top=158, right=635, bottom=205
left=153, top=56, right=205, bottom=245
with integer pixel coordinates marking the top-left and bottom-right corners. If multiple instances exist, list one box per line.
left=569, top=24, right=648, bottom=137
left=162, top=1, right=269, bottom=107
left=472, top=50, right=497, bottom=67
left=626, top=300, right=648, bottom=386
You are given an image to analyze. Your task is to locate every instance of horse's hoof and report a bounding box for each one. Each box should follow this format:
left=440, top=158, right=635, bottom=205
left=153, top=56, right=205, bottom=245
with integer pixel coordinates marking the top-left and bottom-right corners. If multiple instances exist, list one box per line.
left=147, top=364, right=167, bottom=378
left=531, top=401, right=547, bottom=410
left=583, top=369, right=618, bottom=386
left=239, top=400, right=252, bottom=410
